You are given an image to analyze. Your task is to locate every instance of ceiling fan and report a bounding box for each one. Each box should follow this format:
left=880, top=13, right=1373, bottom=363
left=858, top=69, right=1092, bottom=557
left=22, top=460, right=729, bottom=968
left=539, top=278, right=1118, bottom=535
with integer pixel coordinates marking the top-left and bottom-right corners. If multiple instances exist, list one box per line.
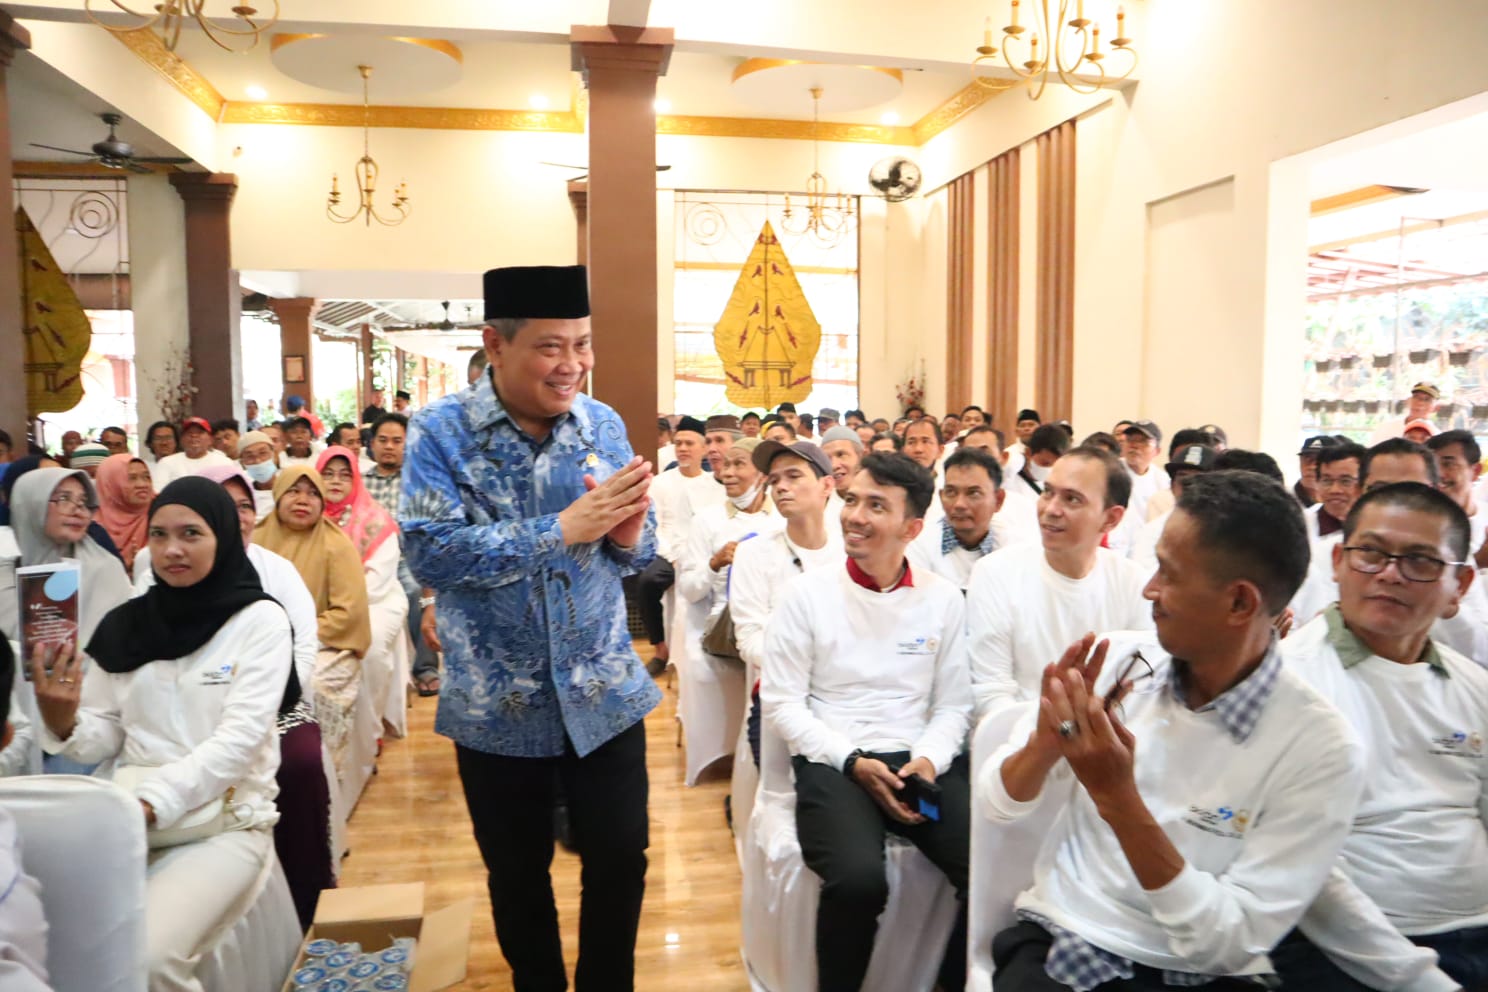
left=383, top=301, right=485, bottom=332
left=540, top=161, right=673, bottom=181
left=30, top=112, right=193, bottom=173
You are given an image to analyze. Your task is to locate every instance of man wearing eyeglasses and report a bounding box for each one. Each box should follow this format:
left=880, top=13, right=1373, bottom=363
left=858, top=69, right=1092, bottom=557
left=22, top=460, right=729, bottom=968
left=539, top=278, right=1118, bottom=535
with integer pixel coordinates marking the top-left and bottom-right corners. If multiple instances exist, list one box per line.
left=980, top=471, right=1366, bottom=992
left=1273, top=482, right=1487, bottom=992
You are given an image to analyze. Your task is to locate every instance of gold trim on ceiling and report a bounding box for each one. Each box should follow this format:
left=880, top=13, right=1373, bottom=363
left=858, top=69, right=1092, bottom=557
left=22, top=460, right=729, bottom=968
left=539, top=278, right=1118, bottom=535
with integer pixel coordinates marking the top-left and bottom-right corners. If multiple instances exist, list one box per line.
left=270, top=33, right=465, bottom=64
left=1310, top=184, right=1412, bottom=217
left=657, top=113, right=912, bottom=145
left=222, top=102, right=584, bottom=132
left=912, top=79, right=1014, bottom=144
left=731, top=58, right=904, bottom=86
left=112, top=28, right=225, bottom=120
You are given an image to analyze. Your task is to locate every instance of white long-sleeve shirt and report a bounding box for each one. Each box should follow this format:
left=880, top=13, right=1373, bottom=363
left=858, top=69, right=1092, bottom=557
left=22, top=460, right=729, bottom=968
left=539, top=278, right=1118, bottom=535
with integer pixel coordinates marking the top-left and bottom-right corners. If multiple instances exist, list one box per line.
left=729, top=527, right=843, bottom=678
left=651, top=468, right=723, bottom=564
left=980, top=636, right=1365, bottom=979
left=761, top=563, right=972, bottom=774
left=1284, top=611, right=1487, bottom=992
left=1124, top=463, right=1169, bottom=527
left=966, top=542, right=1153, bottom=719
left=677, top=503, right=781, bottom=626
left=40, top=600, right=291, bottom=831
left=135, top=544, right=317, bottom=697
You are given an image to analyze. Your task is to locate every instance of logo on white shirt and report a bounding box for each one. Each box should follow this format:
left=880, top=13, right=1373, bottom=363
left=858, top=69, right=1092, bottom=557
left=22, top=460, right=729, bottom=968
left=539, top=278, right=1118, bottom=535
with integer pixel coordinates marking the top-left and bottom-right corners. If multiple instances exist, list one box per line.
left=200, top=663, right=234, bottom=687
left=1184, top=804, right=1250, bottom=839
left=895, top=636, right=940, bottom=656
left=1429, top=730, right=1484, bottom=758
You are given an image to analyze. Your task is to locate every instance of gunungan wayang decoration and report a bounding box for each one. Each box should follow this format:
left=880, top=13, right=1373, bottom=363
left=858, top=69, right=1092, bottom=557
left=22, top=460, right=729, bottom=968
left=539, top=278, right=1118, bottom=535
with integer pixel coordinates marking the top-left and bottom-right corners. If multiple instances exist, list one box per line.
left=17, top=207, right=91, bottom=417
left=713, top=221, right=822, bottom=408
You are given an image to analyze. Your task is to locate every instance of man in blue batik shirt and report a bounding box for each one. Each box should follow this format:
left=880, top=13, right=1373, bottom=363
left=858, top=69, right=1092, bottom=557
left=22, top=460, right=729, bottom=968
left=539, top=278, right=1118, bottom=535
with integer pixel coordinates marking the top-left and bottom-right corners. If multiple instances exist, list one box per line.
left=400, top=264, right=658, bottom=992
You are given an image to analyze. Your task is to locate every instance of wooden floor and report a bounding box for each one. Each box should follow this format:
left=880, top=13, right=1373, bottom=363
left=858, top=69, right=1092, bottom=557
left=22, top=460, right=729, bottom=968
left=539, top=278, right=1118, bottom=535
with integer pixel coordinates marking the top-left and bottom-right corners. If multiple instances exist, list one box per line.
left=340, top=649, right=753, bottom=991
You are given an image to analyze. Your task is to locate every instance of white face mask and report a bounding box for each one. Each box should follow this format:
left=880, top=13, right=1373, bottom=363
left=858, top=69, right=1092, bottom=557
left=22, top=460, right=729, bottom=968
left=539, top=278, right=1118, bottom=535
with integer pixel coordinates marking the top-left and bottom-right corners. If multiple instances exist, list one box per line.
left=1024, top=460, right=1051, bottom=484
left=729, top=480, right=763, bottom=510
left=242, top=460, right=277, bottom=484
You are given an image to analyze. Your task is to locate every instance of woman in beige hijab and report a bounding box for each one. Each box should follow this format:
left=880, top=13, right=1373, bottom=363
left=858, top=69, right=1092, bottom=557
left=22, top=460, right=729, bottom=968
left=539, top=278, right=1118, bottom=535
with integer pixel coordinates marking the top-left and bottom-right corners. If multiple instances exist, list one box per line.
left=252, top=465, right=370, bottom=773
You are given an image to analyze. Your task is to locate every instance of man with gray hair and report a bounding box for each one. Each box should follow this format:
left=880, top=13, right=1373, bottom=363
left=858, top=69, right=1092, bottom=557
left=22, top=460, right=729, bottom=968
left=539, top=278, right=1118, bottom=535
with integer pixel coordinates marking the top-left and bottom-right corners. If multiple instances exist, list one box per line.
left=818, top=407, right=841, bottom=432
left=820, top=425, right=864, bottom=499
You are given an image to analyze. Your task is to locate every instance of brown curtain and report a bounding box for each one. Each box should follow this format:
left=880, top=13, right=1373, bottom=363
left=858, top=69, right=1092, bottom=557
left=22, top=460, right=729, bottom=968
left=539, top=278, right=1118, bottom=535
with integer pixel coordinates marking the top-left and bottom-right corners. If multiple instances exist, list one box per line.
left=1036, top=120, right=1076, bottom=420
left=986, top=148, right=1020, bottom=432
left=945, top=173, right=975, bottom=414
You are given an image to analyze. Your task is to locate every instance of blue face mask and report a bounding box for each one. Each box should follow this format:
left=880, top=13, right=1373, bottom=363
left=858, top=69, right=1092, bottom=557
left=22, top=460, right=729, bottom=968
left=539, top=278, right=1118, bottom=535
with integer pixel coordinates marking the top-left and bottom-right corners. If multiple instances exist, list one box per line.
left=242, top=460, right=277, bottom=484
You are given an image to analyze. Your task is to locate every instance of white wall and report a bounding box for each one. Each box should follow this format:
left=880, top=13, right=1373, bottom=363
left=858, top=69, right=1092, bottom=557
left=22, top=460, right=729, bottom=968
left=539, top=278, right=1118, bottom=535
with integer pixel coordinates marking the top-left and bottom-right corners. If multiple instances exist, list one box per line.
left=126, top=174, right=189, bottom=431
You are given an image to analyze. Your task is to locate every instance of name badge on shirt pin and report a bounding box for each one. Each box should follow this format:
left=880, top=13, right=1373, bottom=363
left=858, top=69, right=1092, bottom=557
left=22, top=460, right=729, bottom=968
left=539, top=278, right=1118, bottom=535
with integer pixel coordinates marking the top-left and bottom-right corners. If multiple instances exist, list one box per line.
left=585, top=453, right=600, bottom=468
left=200, top=663, right=233, bottom=687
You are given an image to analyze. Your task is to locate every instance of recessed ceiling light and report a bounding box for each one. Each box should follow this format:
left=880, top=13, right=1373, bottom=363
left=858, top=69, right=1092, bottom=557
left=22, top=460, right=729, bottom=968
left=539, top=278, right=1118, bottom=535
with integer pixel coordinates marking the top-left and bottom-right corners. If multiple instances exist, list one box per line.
left=654, top=98, right=672, bottom=114
left=246, top=85, right=268, bottom=101
left=880, top=110, right=900, bottom=126
left=529, top=93, right=550, bottom=110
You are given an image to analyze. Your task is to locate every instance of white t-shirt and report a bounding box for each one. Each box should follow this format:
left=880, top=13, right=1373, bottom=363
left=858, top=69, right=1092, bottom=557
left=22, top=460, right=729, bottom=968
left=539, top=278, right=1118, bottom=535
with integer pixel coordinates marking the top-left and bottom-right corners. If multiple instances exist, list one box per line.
left=151, top=449, right=232, bottom=488
left=762, top=563, right=972, bottom=774
left=677, top=503, right=782, bottom=626
left=1124, top=462, right=1170, bottom=526
left=966, top=542, right=1154, bottom=719
left=729, top=526, right=843, bottom=677
left=652, top=467, right=723, bottom=563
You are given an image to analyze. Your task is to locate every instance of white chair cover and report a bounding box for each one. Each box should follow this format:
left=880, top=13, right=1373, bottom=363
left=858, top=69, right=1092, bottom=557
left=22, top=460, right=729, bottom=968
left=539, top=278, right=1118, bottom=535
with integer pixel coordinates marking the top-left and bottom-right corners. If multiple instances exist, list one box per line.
left=362, top=589, right=410, bottom=743
left=195, top=851, right=303, bottom=992
left=381, top=629, right=412, bottom=740
left=340, top=674, right=381, bottom=816
left=676, top=599, right=749, bottom=785
left=740, top=722, right=960, bottom=992
left=0, top=774, right=148, bottom=992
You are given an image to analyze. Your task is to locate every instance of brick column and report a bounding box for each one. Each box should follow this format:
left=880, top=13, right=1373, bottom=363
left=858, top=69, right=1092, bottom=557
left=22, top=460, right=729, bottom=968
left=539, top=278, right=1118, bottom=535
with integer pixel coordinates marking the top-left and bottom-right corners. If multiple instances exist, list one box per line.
left=0, top=13, right=31, bottom=450
left=571, top=25, right=672, bottom=465
left=169, top=172, right=242, bottom=423
left=269, top=297, right=320, bottom=412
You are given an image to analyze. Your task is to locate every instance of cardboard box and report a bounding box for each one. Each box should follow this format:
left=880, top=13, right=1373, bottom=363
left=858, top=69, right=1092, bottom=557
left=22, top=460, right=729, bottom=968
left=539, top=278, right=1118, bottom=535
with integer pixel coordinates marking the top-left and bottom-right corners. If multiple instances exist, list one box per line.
left=280, top=882, right=474, bottom=992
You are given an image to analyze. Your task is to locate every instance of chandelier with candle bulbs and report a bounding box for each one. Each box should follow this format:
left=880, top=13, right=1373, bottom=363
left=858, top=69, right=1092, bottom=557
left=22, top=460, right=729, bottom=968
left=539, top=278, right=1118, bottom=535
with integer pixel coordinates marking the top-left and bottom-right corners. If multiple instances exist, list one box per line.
left=326, top=65, right=410, bottom=228
left=972, top=0, right=1137, bottom=100
left=781, top=87, right=855, bottom=247
left=84, top=0, right=278, bottom=53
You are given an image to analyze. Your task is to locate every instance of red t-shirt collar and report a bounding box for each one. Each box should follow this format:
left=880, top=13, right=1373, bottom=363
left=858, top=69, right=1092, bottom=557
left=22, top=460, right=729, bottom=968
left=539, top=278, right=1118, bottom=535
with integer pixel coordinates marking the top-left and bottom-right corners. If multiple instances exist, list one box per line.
left=846, top=556, right=915, bottom=592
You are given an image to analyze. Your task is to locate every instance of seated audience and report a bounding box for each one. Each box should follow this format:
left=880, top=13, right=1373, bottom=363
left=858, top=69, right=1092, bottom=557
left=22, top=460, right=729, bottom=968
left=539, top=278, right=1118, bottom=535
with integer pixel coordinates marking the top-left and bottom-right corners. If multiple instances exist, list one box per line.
left=1212, top=448, right=1285, bottom=482
left=466, top=348, right=487, bottom=385
left=741, top=410, right=762, bottom=438
left=253, top=466, right=372, bottom=774
left=902, top=418, right=943, bottom=488
left=1308, top=442, right=1366, bottom=544
left=1139, top=428, right=1222, bottom=523
left=641, top=416, right=717, bottom=674
left=1011, top=424, right=1071, bottom=500
left=0, top=637, right=49, bottom=990
left=869, top=432, right=900, bottom=454
left=962, top=405, right=988, bottom=430
left=1080, top=432, right=1122, bottom=458
left=284, top=394, right=326, bottom=437
left=94, top=453, right=154, bottom=574
left=236, top=429, right=279, bottom=520
left=144, top=420, right=180, bottom=469
left=34, top=478, right=292, bottom=991
left=134, top=467, right=333, bottom=928
left=763, top=419, right=797, bottom=443
left=732, top=439, right=842, bottom=761
left=982, top=471, right=1365, bottom=991
left=967, top=446, right=1151, bottom=720
left=153, top=417, right=232, bottom=486
left=0, top=456, right=123, bottom=565
left=1296, top=435, right=1338, bottom=508
left=57, top=431, right=82, bottom=465
left=819, top=425, right=864, bottom=499
left=1010, top=409, right=1042, bottom=457
left=818, top=407, right=840, bottom=432
left=244, top=398, right=263, bottom=432
left=65, top=443, right=108, bottom=477
left=762, top=452, right=973, bottom=992
left=99, top=426, right=130, bottom=456
left=211, top=419, right=240, bottom=460
left=1275, top=482, right=1486, bottom=992
left=1119, top=420, right=1168, bottom=525
left=1129, top=444, right=1216, bottom=573
left=1426, top=429, right=1486, bottom=558
left=279, top=417, right=319, bottom=468
left=909, top=447, right=1015, bottom=589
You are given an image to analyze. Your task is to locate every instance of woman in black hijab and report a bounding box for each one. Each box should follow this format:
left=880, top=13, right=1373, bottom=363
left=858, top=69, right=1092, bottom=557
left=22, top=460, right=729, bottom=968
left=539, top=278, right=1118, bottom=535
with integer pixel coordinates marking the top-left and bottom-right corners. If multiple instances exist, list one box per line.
left=31, top=477, right=294, bottom=992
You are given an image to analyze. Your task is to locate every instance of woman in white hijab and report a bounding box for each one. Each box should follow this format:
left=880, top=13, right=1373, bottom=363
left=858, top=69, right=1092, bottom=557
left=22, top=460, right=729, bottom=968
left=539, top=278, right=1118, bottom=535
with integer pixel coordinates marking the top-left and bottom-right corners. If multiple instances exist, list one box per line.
left=0, top=467, right=134, bottom=648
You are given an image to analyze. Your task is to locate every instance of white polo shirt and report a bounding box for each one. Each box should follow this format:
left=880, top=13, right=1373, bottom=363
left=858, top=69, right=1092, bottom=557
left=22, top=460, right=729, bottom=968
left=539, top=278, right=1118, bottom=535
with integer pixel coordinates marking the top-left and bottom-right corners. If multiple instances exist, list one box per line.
left=730, top=526, right=843, bottom=677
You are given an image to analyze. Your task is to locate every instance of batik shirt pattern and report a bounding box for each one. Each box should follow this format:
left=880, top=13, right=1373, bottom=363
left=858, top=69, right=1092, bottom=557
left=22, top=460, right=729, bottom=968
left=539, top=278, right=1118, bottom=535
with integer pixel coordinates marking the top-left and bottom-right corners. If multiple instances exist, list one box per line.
left=400, top=377, right=660, bottom=757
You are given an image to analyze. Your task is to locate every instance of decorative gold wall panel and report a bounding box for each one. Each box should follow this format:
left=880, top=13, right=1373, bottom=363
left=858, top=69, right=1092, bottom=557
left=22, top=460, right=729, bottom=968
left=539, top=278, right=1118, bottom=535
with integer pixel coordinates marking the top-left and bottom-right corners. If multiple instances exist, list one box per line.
left=113, top=29, right=225, bottom=119
left=221, top=103, right=584, bottom=132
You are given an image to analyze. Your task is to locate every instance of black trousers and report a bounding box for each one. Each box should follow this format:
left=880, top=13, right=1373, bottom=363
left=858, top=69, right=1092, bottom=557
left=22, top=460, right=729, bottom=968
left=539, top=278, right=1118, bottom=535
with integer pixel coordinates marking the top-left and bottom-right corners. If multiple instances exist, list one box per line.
left=456, top=722, right=649, bottom=992
left=793, top=751, right=970, bottom=992
left=636, top=557, right=674, bottom=645
left=991, top=921, right=1263, bottom=991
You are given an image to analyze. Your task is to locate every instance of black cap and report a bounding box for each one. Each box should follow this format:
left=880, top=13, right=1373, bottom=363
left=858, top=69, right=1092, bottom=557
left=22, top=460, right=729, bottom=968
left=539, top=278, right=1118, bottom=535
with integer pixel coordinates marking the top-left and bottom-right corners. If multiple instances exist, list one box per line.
left=1124, top=419, right=1162, bottom=444
left=1298, top=435, right=1339, bottom=456
left=674, top=416, right=707, bottom=437
left=1165, top=444, right=1217, bottom=474
left=483, top=265, right=590, bottom=321
left=752, top=439, right=832, bottom=478
left=1017, top=409, right=1041, bottom=422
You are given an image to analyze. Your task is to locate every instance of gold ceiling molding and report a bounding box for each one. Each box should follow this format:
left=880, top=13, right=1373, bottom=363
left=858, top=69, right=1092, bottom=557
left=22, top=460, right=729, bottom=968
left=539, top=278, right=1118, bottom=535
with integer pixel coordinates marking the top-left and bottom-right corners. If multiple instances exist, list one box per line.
left=731, top=58, right=904, bottom=85
left=112, top=28, right=225, bottom=120
left=912, top=79, right=1014, bottom=144
left=270, top=33, right=464, bottom=63
left=658, top=113, right=913, bottom=146
left=1310, top=184, right=1411, bottom=217
left=222, top=102, right=583, bottom=132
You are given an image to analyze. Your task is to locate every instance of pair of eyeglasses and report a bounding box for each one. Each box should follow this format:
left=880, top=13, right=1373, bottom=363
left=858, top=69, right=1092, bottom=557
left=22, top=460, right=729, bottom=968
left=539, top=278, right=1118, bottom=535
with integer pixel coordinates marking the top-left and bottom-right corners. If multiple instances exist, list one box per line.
left=48, top=494, right=92, bottom=511
left=1342, top=545, right=1467, bottom=583
left=1103, top=649, right=1155, bottom=713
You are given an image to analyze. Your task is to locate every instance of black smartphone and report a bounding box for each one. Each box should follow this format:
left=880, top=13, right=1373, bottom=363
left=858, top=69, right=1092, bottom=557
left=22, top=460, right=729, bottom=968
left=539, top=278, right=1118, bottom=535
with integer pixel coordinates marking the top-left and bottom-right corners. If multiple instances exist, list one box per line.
left=899, top=773, right=942, bottom=822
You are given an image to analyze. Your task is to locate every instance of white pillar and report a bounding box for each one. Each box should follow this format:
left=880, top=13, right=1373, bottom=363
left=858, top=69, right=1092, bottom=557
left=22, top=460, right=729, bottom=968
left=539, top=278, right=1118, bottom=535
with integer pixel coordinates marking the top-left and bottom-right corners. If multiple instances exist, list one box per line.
left=127, top=174, right=189, bottom=436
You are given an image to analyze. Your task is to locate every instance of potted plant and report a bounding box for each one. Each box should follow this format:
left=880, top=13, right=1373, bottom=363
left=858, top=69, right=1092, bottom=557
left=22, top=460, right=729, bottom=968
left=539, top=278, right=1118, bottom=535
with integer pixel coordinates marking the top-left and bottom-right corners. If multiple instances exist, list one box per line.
left=1372, top=354, right=1392, bottom=369
left=1315, top=358, right=1334, bottom=372
left=1338, top=355, right=1359, bottom=370
left=1449, top=349, right=1473, bottom=366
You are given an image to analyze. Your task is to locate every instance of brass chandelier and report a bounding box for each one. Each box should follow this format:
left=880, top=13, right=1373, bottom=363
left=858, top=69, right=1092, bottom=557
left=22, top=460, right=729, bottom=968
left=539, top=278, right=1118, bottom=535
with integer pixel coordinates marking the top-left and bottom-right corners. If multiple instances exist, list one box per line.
left=973, top=0, right=1137, bottom=100
left=326, top=66, right=411, bottom=228
left=781, top=87, right=855, bottom=246
left=84, top=0, right=278, bottom=53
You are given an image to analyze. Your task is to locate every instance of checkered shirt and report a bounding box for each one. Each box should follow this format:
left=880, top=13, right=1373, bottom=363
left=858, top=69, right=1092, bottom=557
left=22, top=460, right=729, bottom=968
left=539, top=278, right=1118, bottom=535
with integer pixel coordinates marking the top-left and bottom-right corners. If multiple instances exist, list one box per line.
left=939, top=517, right=997, bottom=556
left=1019, top=645, right=1285, bottom=990
left=362, top=465, right=402, bottom=516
